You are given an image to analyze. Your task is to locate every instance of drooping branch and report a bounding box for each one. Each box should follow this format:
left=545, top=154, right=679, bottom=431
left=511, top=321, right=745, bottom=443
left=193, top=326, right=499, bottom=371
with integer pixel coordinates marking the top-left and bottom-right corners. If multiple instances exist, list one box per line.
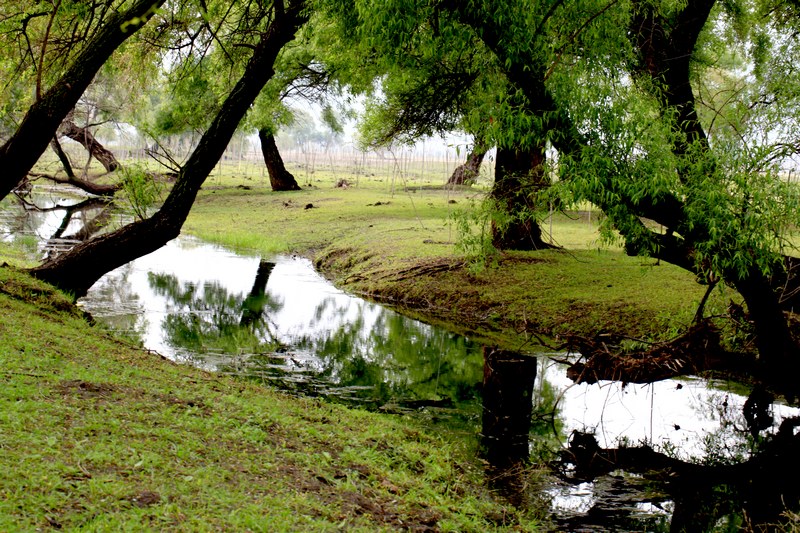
left=29, top=0, right=309, bottom=297
left=0, top=0, right=165, bottom=202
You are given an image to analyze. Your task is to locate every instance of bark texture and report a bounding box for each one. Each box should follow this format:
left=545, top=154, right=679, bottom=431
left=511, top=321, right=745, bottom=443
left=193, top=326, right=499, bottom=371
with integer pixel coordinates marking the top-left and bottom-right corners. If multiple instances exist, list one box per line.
left=447, top=143, right=486, bottom=186
left=258, top=129, right=301, bottom=191
left=0, top=0, right=164, bottom=201
left=60, top=120, right=121, bottom=172
left=29, top=1, right=309, bottom=297
left=490, top=144, right=553, bottom=251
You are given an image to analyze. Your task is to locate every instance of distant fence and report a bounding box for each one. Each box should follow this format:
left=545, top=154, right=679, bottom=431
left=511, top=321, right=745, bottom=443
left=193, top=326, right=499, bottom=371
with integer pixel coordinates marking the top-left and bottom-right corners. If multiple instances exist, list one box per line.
left=49, top=132, right=496, bottom=188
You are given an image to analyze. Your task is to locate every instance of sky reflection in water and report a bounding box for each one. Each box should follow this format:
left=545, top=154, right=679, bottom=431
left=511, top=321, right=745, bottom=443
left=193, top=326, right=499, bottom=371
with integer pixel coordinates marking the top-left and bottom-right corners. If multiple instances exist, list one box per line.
left=5, top=191, right=800, bottom=530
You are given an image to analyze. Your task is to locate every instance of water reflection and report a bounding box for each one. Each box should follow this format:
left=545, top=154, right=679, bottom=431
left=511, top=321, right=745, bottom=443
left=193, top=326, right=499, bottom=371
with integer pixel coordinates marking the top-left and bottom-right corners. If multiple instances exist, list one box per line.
left=73, top=236, right=800, bottom=531
left=5, top=190, right=800, bottom=530
left=481, top=347, right=537, bottom=465
left=149, top=261, right=283, bottom=355
left=78, top=237, right=485, bottom=416
left=0, top=189, right=114, bottom=261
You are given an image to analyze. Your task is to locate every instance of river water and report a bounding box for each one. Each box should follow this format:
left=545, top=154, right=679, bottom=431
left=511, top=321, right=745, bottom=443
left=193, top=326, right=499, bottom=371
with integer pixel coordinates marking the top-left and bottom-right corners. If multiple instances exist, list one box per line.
left=3, top=188, right=799, bottom=531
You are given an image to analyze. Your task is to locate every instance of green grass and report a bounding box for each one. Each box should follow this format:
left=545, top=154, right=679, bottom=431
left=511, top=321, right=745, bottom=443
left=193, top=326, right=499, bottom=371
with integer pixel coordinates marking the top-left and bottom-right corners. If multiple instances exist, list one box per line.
left=2, top=152, right=755, bottom=530
left=0, top=267, right=540, bottom=531
left=183, top=169, right=735, bottom=349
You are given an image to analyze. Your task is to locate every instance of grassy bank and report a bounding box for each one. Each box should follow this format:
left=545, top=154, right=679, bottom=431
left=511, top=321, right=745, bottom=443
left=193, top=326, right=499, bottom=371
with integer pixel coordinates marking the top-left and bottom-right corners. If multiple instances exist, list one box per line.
left=0, top=267, right=538, bottom=531
left=184, top=172, right=734, bottom=349
left=0, top=159, right=739, bottom=531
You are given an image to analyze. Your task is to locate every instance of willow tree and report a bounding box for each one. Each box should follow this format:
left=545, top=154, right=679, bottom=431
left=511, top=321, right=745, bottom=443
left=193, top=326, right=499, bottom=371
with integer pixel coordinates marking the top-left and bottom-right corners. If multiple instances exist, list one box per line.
left=425, top=0, right=800, bottom=391
left=30, top=0, right=310, bottom=296
left=0, top=0, right=166, bottom=201
left=343, top=2, right=557, bottom=250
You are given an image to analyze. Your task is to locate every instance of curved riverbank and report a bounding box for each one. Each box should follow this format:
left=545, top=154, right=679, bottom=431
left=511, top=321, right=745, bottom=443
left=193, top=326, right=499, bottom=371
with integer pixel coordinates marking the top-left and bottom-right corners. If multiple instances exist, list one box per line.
left=0, top=266, right=538, bottom=530
left=185, top=180, right=736, bottom=351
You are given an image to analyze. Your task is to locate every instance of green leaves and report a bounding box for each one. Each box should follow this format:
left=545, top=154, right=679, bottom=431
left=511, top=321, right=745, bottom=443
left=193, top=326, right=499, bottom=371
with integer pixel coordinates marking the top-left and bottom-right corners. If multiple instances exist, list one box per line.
left=118, top=165, right=165, bottom=221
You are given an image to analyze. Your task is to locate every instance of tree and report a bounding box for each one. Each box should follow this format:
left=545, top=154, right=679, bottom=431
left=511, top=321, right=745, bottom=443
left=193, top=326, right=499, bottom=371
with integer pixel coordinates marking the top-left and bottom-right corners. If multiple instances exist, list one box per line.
left=0, top=0, right=166, bottom=201
left=447, top=139, right=487, bottom=186
left=491, top=143, right=553, bottom=250
left=30, top=0, right=310, bottom=297
left=59, top=116, right=121, bottom=173
left=346, top=3, right=555, bottom=250
left=258, top=128, right=301, bottom=191
left=349, top=0, right=800, bottom=388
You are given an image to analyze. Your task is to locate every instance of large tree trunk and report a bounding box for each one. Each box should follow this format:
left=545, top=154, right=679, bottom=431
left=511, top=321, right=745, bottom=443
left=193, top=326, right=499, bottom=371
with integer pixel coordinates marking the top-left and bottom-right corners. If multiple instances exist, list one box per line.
left=29, top=1, right=308, bottom=298
left=0, top=0, right=164, bottom=202
left=258, top=129, right=301, bottom=191
left=733, top=276, right=800, bottom=397
left=490, top=143, right=554, bottom=250
left=447, top=142, right=487, bottom=186
left=30, top=4, right=306, bottom=296
left=60, top=120, right=121, bottom=172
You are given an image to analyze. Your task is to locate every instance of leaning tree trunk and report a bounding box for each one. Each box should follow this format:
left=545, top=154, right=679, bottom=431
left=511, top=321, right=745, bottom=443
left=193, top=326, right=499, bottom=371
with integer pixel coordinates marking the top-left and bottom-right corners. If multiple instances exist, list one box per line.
left=0, top=0, right=164, bottom=202
left=240, top=261, right=276, bottom=328
left=490, top=143, right=554, bottom=251
left=258, top=129, right=301, bottom=191
left=60, top=120, right=121, bottom=172
left=29, top=1, right=309, bottom=298
left=50, top=138, right=76, bottom=179
left=447, top=142, right=487, bottom=186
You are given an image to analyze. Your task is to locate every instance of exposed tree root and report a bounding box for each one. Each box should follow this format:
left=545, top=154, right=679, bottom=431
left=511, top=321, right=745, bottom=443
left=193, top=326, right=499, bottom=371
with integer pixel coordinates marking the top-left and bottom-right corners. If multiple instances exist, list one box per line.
left=563, top=321, right=746, bottom=385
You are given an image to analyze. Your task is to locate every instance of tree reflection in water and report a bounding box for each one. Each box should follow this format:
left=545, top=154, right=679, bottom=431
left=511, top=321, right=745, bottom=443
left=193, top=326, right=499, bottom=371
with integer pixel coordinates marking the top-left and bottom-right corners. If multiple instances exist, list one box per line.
left=68, top=233, right=800, bottom=532
left=146, top=261, right=485, bottom=418
left=149, top=260, right=283, bottom=356
left=10, top=190, right=799, bottom=529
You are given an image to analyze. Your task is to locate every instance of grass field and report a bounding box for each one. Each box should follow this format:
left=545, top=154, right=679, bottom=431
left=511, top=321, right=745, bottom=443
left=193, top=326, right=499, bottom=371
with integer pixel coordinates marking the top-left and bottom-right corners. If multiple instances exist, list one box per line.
left=0, top=266, right=540, bottom=531
left=0, top=147, right=757, bottom=530
left=180, top=160, right=737, bottom=349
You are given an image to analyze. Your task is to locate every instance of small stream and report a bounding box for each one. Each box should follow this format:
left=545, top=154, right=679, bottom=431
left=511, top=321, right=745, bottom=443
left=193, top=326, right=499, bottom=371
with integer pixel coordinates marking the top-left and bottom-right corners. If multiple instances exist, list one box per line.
left=3, top=189, right=800, bottom=531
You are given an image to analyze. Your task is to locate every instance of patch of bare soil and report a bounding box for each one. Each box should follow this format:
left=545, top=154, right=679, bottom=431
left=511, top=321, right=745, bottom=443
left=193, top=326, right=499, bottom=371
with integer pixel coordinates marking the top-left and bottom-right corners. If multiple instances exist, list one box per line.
left=57, top=379, right=118, bottom=398
left=275, top=463, right=442, bottom=531
left=128, top=490, right=161, bottom=508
